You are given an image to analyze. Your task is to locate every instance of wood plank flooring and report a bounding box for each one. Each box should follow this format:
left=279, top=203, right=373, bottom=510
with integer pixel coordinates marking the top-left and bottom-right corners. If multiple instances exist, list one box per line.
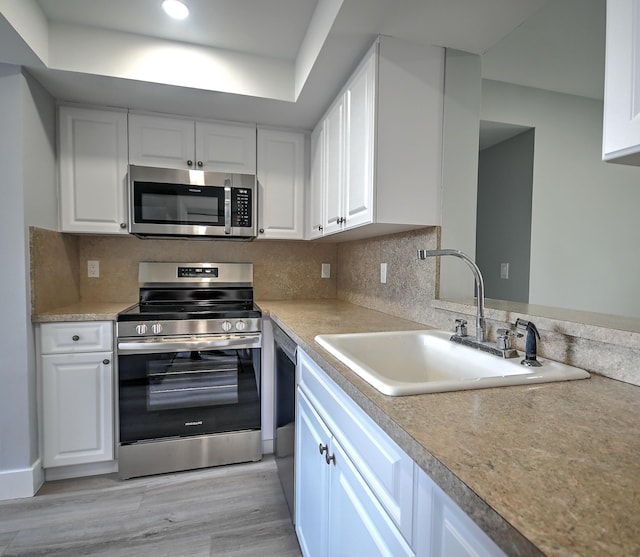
left=0, top=457, right=301, bottom=557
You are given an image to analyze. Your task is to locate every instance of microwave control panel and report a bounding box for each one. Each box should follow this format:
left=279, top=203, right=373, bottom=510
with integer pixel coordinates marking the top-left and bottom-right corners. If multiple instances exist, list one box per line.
left=232, top=188, right=252, bottom=227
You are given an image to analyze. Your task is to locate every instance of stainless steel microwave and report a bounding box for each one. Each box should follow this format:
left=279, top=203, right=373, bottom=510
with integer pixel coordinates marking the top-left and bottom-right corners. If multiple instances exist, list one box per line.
left=128, top=165, right=257, bottom=240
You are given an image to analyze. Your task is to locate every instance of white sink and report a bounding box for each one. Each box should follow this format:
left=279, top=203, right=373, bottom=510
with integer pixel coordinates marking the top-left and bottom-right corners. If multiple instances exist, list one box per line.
left=314, top=330, right=590, bottom=396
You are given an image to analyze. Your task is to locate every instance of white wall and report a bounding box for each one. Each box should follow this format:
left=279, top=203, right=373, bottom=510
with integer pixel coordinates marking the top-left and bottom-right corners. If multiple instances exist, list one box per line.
left=440, top=50, right=481, bottom=299
left=0, top=64, right=56, bottom=500
left=481, top=79, right=640, bottom=317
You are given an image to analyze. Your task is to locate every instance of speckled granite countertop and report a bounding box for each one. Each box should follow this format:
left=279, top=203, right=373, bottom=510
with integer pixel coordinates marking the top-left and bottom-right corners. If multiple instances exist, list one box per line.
left=258, top=299, right=640, bottom=557
left=32, top=302, right=135, bottom=323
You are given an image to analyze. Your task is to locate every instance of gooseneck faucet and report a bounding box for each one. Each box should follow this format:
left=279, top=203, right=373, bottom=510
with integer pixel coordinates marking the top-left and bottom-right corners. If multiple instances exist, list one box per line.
left=417, top=249, right=486, bottom=343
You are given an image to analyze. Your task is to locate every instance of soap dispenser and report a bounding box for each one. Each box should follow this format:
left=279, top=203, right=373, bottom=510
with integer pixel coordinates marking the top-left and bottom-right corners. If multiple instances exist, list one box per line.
left=515, top=318, right=542, bottom=367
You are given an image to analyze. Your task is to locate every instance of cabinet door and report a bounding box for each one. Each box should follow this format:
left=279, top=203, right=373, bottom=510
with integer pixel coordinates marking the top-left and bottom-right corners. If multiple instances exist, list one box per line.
left=344, top=50, right=376, bottom=229
left=128, top=113, right=195, bottom=169
left=328, top=437, right=414, bottom=557
left=196, top=121, right=256, bottom=173
left=307, top=124, right=325, bottom=239
left=42, top=353, right=114, bottom=468
left=295, top=389, right=331, bottom=557
left=415, top=467, right=506, bottom=557
left=602, top=0, right=640, bottom=164
left=59, top=106, right=128, bottom=234
left=257, top=128, right=305, bottom=240
left=323, top=96, right=345, bottom=235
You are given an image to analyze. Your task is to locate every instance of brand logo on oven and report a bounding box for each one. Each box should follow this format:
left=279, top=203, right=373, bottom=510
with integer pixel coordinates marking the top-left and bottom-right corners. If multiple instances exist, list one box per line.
left=185, top=420, right=203, bottom=427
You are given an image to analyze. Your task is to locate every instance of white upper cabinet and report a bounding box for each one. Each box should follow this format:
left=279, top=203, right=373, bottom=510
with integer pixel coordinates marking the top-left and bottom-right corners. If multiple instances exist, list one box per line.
left=129, top=113, right=256, bottom=173
left=58, top=106, right=129, bottom=234
left=322, top=95, right=346, bottom=236
left=344, top=51, right=376, bottom=230
left=307, top=125, right=325, bottom=239
left=257, top=128, right=306, bottom=240
left=602, top=0, right=640, bottom=164
left=196, top=121, right=257, bottom=173
left=309, top=36, right=444, bottom=240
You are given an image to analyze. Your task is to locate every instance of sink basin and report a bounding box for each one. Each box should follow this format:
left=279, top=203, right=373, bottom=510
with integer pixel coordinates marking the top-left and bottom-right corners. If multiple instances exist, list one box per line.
left=314, top=330, right=590, bottom=396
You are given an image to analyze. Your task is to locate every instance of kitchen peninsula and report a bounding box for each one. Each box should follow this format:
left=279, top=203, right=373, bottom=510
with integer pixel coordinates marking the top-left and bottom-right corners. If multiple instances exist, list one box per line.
left=259, top=298, right=640, bottom=557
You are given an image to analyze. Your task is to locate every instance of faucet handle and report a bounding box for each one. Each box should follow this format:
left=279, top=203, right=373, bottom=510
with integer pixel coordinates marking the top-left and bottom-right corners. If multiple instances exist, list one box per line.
left=496, top=328, right=522, bottom=350
left=454, top=319, right=468, bottom=337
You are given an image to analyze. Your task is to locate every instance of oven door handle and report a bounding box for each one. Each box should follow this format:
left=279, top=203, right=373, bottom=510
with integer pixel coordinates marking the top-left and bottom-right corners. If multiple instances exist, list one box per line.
left=117, top=333, right=262, bottom=355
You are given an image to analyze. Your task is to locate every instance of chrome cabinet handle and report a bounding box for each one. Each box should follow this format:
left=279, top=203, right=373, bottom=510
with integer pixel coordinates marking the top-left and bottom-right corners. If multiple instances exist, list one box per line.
left=259, top=228, right=265, bottom=234
left=319, top=443, right=328, bottom=455
left=72, top=335, right=80, bottom=341
left=187, top=159, right=193, bottom=166
left=325, top=452, right=336, bottom=465
left=102, top=359, right=110, bottom=365
left=197, top=160, right=203, bottom=167
left=120, top=222, right=127, bottom=229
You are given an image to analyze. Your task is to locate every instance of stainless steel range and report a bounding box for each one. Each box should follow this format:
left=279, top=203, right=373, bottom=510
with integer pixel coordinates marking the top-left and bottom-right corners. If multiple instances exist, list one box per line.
left=116, top=262, right=262, bottom=479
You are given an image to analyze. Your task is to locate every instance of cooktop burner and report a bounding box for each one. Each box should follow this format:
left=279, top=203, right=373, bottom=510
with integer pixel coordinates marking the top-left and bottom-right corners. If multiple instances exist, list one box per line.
left=116, top=262, right=261, bottom=337
left=117, top=304, right=262, bottom=322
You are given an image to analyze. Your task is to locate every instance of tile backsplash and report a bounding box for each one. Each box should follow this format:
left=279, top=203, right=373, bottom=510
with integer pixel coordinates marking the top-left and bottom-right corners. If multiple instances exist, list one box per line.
left=31, top=226, right=640, bottom=386
left=30, top=227, right=337, bottom=311
left=30, top=227, right=80, bottom=313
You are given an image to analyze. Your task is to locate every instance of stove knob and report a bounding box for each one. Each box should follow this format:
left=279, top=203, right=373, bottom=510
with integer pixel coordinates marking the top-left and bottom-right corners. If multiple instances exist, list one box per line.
left=235, top=320, right=247, bottom=331
left=136, top=324, right=148, bottom=335
left=221, top=320, right=233, bottom=332
left=152, top=322, right=163, bottom=335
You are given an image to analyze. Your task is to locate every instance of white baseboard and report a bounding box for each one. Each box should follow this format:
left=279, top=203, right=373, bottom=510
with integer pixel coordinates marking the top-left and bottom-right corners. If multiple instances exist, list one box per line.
left=0, top=458, right=44, bottom=501
left=262, top=438, right=274, bottom=455
left=44, top=460, right=118, bottom=482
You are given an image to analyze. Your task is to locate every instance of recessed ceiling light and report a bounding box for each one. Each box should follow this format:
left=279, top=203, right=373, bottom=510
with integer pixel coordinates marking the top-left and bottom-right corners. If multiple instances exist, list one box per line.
left=162, top=0, right=189, bottom=20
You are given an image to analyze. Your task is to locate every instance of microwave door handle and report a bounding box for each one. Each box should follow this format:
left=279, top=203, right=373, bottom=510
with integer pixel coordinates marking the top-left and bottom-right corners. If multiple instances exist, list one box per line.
left=224, top=179, right=232, bottom=235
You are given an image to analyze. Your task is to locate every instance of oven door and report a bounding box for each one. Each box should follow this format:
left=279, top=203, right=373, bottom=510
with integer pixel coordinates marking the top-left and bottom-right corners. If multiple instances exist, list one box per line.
left=130, top=178, right=227, bottom=236
left=118, top=334, right=261, bottom=445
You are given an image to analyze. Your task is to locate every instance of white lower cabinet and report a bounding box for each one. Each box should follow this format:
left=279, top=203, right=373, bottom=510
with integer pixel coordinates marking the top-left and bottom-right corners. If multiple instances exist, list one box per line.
left=296, top=348, right=507, bottom=557
left=296, top=389, right=413, bottom=557
left=414, top=467, right=507, bottom=557
left=39, top=322, right=114, bottom=468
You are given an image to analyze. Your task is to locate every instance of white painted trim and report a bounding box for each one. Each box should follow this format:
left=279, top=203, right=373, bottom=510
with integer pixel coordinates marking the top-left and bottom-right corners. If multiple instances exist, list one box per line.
left=0, top=458, right=44, bottom=501
left=44, top=460, right=118, bottom=482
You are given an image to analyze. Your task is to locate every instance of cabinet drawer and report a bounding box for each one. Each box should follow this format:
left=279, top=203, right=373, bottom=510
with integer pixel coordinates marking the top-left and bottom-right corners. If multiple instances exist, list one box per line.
left=40, top=322, right=113, bottom=354
left=297, top=349, right=414, bottom=543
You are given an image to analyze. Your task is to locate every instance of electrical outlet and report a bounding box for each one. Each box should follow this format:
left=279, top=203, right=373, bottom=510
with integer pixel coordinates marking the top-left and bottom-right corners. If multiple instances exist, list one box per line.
left=500, top=262, right=509, bottom=280
left=321, top=263, right=331, bottom=279
left=88, top=260, right=100, bottom=278
left=380, top=263, right=388, bottom=284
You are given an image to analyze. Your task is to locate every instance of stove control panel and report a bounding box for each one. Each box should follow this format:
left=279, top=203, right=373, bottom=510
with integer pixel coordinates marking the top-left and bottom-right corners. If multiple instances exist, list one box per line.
left=177, top=266, right=219, bottom=278
left=117, top=318, right=262, bottom=338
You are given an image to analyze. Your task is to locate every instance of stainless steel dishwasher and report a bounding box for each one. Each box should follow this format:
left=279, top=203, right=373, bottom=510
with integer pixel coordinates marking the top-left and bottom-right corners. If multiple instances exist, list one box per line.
left=273, top=324, right=296, bottom=521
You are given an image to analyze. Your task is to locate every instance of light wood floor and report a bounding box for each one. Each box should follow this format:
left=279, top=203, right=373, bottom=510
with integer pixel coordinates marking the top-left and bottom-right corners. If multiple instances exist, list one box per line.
left=0, top=457, right=301, bottom=557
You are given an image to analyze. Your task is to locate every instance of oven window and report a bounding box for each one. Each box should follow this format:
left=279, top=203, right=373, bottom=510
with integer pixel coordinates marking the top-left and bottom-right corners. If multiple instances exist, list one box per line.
left=134, top=182, right=224, bottom=225
left=147, top=352, right=239, bottom=410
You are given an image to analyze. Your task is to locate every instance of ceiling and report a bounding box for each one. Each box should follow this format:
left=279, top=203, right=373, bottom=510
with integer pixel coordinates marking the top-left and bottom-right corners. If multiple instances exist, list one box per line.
left=36, top=0, right=319, bottom=61
left=0, top=0, right=603, bottom=130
